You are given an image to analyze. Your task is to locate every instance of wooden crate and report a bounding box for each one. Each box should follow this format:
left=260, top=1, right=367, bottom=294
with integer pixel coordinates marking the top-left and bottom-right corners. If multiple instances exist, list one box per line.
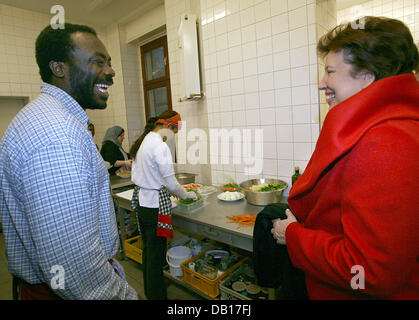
left=180, top=247, right=248, bottom=298
left=124, top=235, right=143, bottom=264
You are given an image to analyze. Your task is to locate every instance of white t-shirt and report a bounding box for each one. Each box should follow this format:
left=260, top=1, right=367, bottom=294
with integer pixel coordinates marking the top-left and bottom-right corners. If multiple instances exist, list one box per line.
left=131, top=131, right=175, bottom=208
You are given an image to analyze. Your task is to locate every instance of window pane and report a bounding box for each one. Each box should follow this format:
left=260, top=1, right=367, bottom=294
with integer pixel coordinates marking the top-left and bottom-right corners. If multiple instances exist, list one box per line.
left=144, top=46, right=165, bottom=81
left=147, top=86, right=168, bottom=118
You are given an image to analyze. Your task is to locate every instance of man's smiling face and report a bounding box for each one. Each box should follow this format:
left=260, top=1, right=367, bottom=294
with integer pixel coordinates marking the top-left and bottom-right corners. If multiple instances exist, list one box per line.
left=67, top=32, right=115, bottom=109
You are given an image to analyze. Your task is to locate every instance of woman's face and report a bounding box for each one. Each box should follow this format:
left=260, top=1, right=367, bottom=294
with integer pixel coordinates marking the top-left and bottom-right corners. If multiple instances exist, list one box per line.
left=117, top=132, right=125, bottom=144
left=319, top=50, right=375, bottom=109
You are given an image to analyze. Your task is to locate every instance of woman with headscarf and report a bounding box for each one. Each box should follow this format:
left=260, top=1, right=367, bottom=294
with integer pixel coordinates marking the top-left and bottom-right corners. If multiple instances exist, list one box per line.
left=129, top=110, right=197, bottom=300
left=100, top=125, right=132, bottom=175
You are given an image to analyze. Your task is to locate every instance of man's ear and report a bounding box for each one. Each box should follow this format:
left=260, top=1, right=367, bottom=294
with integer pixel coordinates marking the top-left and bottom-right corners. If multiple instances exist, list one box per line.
left=49, top=61, right=67, bottom=78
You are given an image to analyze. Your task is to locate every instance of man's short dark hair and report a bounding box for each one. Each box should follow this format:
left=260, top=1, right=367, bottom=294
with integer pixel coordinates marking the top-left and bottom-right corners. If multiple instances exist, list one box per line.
left=317, top=16, right=419, bottom=81
left=35, top=23, right=98, bottom=83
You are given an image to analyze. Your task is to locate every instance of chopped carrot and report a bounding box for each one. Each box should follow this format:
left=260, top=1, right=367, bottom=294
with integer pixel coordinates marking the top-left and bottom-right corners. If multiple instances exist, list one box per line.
left=226, top=214, right=256, bottom=228
left=221, top=187, right=238, bottom=191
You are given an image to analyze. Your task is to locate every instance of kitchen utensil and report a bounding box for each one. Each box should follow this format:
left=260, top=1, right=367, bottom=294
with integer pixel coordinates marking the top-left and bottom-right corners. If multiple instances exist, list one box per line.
left=175, top=197, right=204, bottom=213
left=175, top=172, right=197, bottom=184
left=166, top=246, right=192, bottom=277
left=232, top=281, right=246, bottom=292
left=217, top=192, right=245, bottom=202
left=239, top=178, right=288, bottom=206
left=246, top=284, right=261, bottom=294
left=117, top=171, right=131, bottom=178
left=199, top=185, right=217, bottom=196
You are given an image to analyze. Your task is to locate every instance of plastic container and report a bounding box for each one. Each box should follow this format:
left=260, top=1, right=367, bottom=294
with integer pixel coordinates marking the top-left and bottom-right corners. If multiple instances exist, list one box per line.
left=180, top=247, right=248, bottom=298
left=176, top=197, right=204, bottom=213
left=190, top=238, right=202, bottom=256
left=220, top=264, right=269, bottom=300
left=166, top=246, right=192, bottom=277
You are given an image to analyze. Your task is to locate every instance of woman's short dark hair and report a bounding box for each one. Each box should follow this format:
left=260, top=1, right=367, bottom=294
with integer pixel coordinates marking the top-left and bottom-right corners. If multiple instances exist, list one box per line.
left=35, top=23, right=97, bottom=82
left=317, top=16, right=419, bottom=80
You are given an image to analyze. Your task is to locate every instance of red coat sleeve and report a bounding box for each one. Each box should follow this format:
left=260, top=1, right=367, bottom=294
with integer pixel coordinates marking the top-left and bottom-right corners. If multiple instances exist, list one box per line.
left=286, top=121, right=419, bottom=298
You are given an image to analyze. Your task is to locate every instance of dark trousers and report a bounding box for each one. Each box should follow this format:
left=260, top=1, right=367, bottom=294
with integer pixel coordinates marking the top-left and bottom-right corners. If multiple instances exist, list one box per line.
left=12, top=276, right=62, bottom=300
left=136, top=206, right=167, bottom=300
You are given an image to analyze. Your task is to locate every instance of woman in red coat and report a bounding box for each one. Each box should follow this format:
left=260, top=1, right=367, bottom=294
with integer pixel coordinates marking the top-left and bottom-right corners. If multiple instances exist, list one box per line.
left=272, top=16, right=419, bottom=299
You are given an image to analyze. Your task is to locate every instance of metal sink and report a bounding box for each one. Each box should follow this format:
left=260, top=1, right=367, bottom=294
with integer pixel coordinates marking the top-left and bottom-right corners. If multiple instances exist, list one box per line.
left=175, top=172, right=197, bottom=185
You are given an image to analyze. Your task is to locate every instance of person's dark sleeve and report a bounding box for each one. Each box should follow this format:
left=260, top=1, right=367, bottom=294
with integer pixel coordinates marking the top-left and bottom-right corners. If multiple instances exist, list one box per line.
left=100, top=142, right=123, bottom=174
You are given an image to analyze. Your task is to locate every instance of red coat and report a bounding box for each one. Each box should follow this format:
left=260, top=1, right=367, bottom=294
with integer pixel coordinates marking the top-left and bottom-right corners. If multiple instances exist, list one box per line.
left=287, top=74, right=419, bottom=299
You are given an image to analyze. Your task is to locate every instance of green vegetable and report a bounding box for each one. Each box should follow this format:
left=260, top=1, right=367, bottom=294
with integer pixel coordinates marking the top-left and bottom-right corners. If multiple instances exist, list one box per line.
left=223, top=183, right=239, bottom=189
left=259, top=184, right=285, bottom=192
left=178, top=190, right=202, bottom=204
left=178, top=197, right=200, bottom=204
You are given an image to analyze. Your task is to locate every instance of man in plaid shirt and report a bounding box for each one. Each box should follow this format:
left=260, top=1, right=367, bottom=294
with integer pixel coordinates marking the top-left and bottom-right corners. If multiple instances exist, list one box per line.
left=0, top=23, right=137, bottom=299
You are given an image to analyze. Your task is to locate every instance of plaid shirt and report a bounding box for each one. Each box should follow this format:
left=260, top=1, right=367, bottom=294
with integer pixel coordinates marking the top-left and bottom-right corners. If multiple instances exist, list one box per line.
left=0, top=83, right=137, bottom=300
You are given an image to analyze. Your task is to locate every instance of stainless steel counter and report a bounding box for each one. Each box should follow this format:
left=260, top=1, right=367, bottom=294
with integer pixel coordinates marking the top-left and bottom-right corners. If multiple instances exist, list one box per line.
left=112, top=187, right=285, bottom=299
left=109, top=174, right=134, bottom=191
left=113, top=188, right=287, bottom=253
left=171, top=194, right=260, bottom=251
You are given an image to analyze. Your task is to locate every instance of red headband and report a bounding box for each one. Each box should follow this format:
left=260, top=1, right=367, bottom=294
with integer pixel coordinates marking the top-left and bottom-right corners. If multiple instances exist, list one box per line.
left=155, top=113, right=181, bottom=129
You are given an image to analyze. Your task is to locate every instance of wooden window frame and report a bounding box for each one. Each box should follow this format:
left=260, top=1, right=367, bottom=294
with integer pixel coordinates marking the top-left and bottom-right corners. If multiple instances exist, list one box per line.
left=140, top=35, right=172, bottom=121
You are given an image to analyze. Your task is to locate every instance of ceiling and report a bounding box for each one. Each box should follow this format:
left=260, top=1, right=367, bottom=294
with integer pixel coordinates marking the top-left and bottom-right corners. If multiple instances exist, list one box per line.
left=0, top=0, right=164, bottom=28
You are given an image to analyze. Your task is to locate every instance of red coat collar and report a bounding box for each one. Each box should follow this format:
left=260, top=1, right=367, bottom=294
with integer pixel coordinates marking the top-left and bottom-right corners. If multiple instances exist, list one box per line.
left=289, top=74, right=419, bottom=200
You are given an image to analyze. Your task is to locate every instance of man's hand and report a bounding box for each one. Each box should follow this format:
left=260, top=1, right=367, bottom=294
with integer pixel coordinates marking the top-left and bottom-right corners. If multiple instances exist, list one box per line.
left=271, top=209, right=298, bottom=245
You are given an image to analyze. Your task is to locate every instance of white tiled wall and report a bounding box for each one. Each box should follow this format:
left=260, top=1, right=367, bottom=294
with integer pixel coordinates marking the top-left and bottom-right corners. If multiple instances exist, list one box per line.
left=164, top=0, right=212, bottom=185
left=0, top=1, right=342, bottom=195
left=0, top=4, right=133, bottom=151
left=86, top=24, right=131, bottom=151
left=337, top=0, right=419, bottom=43
left=0, top=5, right=49, bottom=101
left=85, top=24, right=145, bottom=152
left=316, top=0, right=337, bottom=125
left=163, top=0, right=336, bottom=195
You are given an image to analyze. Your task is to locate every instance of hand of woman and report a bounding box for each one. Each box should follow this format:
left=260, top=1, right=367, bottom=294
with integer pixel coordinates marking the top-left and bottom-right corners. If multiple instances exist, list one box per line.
left=126, top=159, right=132, bottom=167
left=271, top=209, right=298, bottom=245
left=186, top=191, right=197, bottom=200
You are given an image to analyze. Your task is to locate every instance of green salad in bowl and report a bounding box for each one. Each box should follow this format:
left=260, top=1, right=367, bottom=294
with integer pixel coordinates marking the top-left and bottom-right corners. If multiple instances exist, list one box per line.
left=177, top=190, right=202, bottom=204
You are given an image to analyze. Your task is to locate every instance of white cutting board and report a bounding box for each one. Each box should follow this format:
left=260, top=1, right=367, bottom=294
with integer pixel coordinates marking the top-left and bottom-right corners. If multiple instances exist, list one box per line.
left=115, top=189, right=177, bottom=208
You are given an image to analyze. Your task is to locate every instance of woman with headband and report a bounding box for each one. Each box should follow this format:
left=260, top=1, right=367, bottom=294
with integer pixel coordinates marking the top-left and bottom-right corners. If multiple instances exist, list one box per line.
left=129, top=110, right=196, bottom=300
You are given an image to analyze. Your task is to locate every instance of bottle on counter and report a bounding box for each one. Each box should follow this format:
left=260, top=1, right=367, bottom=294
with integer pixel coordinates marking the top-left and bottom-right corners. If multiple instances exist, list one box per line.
left=292, top=166, right=301, bottom=185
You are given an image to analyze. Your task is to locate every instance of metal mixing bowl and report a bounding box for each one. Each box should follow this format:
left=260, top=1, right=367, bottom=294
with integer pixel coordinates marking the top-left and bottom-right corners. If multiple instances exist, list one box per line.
left=239, top=178, right=288, bottom=206
left=175, top=172, right=197, bottom=185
